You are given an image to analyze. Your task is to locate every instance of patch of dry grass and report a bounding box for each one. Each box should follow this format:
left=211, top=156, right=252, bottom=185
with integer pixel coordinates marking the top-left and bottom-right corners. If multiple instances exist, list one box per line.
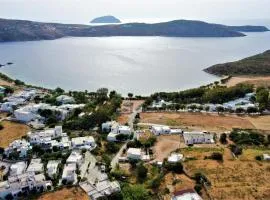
left=141, top=112, right=255, bottom=132
left=38, top=187, right=89, bottom=200
left=183, top=147, right=270, bottom=200
left=153, top=135, right=181, bottom=162
left=0, top=121, right=30, bottom=148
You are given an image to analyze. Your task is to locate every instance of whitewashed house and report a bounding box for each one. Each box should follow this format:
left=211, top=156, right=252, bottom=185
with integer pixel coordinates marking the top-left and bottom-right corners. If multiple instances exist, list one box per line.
left=102, top=121, right=118, bottom=132
left=151, top=126, right=171, bottom=135
left=0, top=172, right=52, bottom=199
left=26, top=159, right=44, bottom=174
left=71, top=136, right=96, bottom=150
left=0, top=86, right=5, bottom=94
left=263, top=154, right=270, bottom=161
left=62, top=163, right=77, bottom=184
left=171, top=189, right=202, bottom=200
left=28, top=126, right=65, bottom=145
left=56, top=95, right=75, bottom=104
left=107, top=132, right=119, bottom=142
left=46, top=160, right=61, bottom=179
left=66, top=151, right=83, bottom=166
left=80, top=180, right=121, bottom=200
left=168, top=153, right=184, bottom=163
left=0, top=102, right=19, bottom=112
left=127, top=148, right=142, bottom=160
left=183, top=132, right=214, bottom=145
left=4, top=140, right=32, bottom=158
left=9, top=162, right=27, bottom=176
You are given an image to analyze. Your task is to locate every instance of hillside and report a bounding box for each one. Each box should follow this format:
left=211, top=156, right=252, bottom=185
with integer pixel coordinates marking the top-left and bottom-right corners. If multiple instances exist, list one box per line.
left=90, top=15, right=121, bottom=23
left=0, top=18, right=269, bottom=42
left=204, top=50, right=270, bottom=76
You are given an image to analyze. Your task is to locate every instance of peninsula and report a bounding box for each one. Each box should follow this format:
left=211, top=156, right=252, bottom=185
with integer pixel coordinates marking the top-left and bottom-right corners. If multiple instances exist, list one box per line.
left=0, top=18, right=269, bottom=42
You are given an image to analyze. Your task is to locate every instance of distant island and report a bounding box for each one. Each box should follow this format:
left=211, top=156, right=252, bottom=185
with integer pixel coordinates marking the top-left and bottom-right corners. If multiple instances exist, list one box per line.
left=0, top=18, right=269, bottom=42
left=204, top=50, right=270, bottom=76
left=90, top=15, right=121, bottom=23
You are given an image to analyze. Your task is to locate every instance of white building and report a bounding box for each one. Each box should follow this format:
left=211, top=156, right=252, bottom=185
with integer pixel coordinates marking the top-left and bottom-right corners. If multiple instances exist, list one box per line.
left=0, top=102, right=19, bottom=112
left=47, top=160, right=61, bottom=179
left=66, top=151, right=83, bottom=166
left=151, top=126, right=171, bottom=135
left=127, top=148, right=142, bottom=160
left=168, top=153, right=184, bottom=163
left=62, top=163, right=77, bottom=184
left=0, top=172, right=52, bottom=199
left=26, top=159, right=44, bottom=174
left=183, top=132, right=214, bottom=145
left=4, top=140, right=32, bottom=158
left=263, top=154, right=270, bottom=161
left=107, top=132, right=119, bottom=142
left=71, top=136, right=96, bottom=150
left=171, top=189, right=202, bottom=200
left=102, top=121, right=118, bottom=132
left=9, top=162, right=27, bottom=176
left=80, top=180, right=121, bottom=200
left=28, top=126, right=65, bottom=145
left=56, top=95, right=75, bottom=104
left=0, top=86, right=5, bottom=94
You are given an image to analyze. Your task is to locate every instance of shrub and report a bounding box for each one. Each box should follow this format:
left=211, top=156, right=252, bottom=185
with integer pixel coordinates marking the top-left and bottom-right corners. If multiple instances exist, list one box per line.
left=0, top=123, right=4, bottom=130
left=219, top=133, right=227, bottom=144
left=163, top=160, right=183, bottom=174
left=194, top=184, right=202, bottom=194
left=255, top=155, right=262, bottom=161
left=210, top=152, right=223, bottom=161
left=230, top=144, right=242, bottom=156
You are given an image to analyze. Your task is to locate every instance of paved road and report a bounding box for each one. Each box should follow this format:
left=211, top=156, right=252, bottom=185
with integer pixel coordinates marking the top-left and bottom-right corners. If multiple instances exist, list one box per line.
left=110, top=104, right=142, bottom=169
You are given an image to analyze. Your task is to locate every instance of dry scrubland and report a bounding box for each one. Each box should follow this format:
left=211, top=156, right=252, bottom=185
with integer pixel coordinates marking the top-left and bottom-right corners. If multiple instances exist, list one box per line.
left=0, top=121, right=30, bottom=148
left=226, top=76, right=270, bottom=88
left=181, top=147, right=270, bottom=200
left=140, top=112, right=270, bottom=132
left=38, top=187, right=89, bottom=200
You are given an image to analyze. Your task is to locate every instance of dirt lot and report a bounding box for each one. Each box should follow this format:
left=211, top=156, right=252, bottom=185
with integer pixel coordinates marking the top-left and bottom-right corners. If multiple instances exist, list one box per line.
left=225, top=76, right=270, bottom=88
left=38, top=187, right=89, bottom=200
left=183, top=147, right=270, bottom=200
left=117, top=113, right=129, bottom=124
left=117, top=100, right=144, bottom=124
left=247, top=115, right=270, bottom=131
left=0, top=121, right=30, bottom=148
left=140, top=112, right=259, bottom=132
left=153, top=135, right=181, bottom=162
left=120, top=100, right=144, bottom=114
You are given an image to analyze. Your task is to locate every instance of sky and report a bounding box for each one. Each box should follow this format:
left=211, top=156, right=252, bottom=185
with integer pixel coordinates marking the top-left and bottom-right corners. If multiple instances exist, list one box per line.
left=0, top=0, right=270, bottom=25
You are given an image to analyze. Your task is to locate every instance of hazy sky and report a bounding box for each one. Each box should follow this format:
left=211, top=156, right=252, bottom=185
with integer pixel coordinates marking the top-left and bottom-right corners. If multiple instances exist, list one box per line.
left=0, top=0, right=270, bottom=24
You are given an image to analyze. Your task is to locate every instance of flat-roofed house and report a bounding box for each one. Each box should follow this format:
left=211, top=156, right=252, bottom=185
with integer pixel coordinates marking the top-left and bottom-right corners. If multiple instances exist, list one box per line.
left=183, top=132, right=214, bottom=145
left=9, top=162, right=27, bottom=176
left=4, top=140, right=32, bottom=158
left=171, top=189, right=202, bottom=200
left=127, top=148, right=142, bottom=160
left=62, top=163, right=77, bottom=184
left=26, top=159, right=44, bottom=174
left=71, top=136, right=96, bottom=150
left=0, top=172, right=52, bottom=199
left=47, top=160, right=61, bottom=179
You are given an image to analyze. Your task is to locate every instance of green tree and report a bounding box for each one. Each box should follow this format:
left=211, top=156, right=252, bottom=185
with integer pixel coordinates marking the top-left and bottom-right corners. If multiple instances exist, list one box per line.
left=136, top=162, right=148, bottom=183
left=122, top=184, right=151, bottom=200
left=256, top=87, right=269, bottom=111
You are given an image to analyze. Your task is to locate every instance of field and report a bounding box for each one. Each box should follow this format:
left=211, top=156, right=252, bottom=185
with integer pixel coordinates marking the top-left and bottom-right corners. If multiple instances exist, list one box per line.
left=140, top=112, right=259, bottom=132
left=153, top=135, right=181, bottom=162
left=183, top=147, right=270, bottom=200
left=0, top=121, right=30, bottom=148
left=117, top=113, right=129, bottom=124
left=38, top=187, right=89, bottom=200
left=225, top=76, right=270, bottom=88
